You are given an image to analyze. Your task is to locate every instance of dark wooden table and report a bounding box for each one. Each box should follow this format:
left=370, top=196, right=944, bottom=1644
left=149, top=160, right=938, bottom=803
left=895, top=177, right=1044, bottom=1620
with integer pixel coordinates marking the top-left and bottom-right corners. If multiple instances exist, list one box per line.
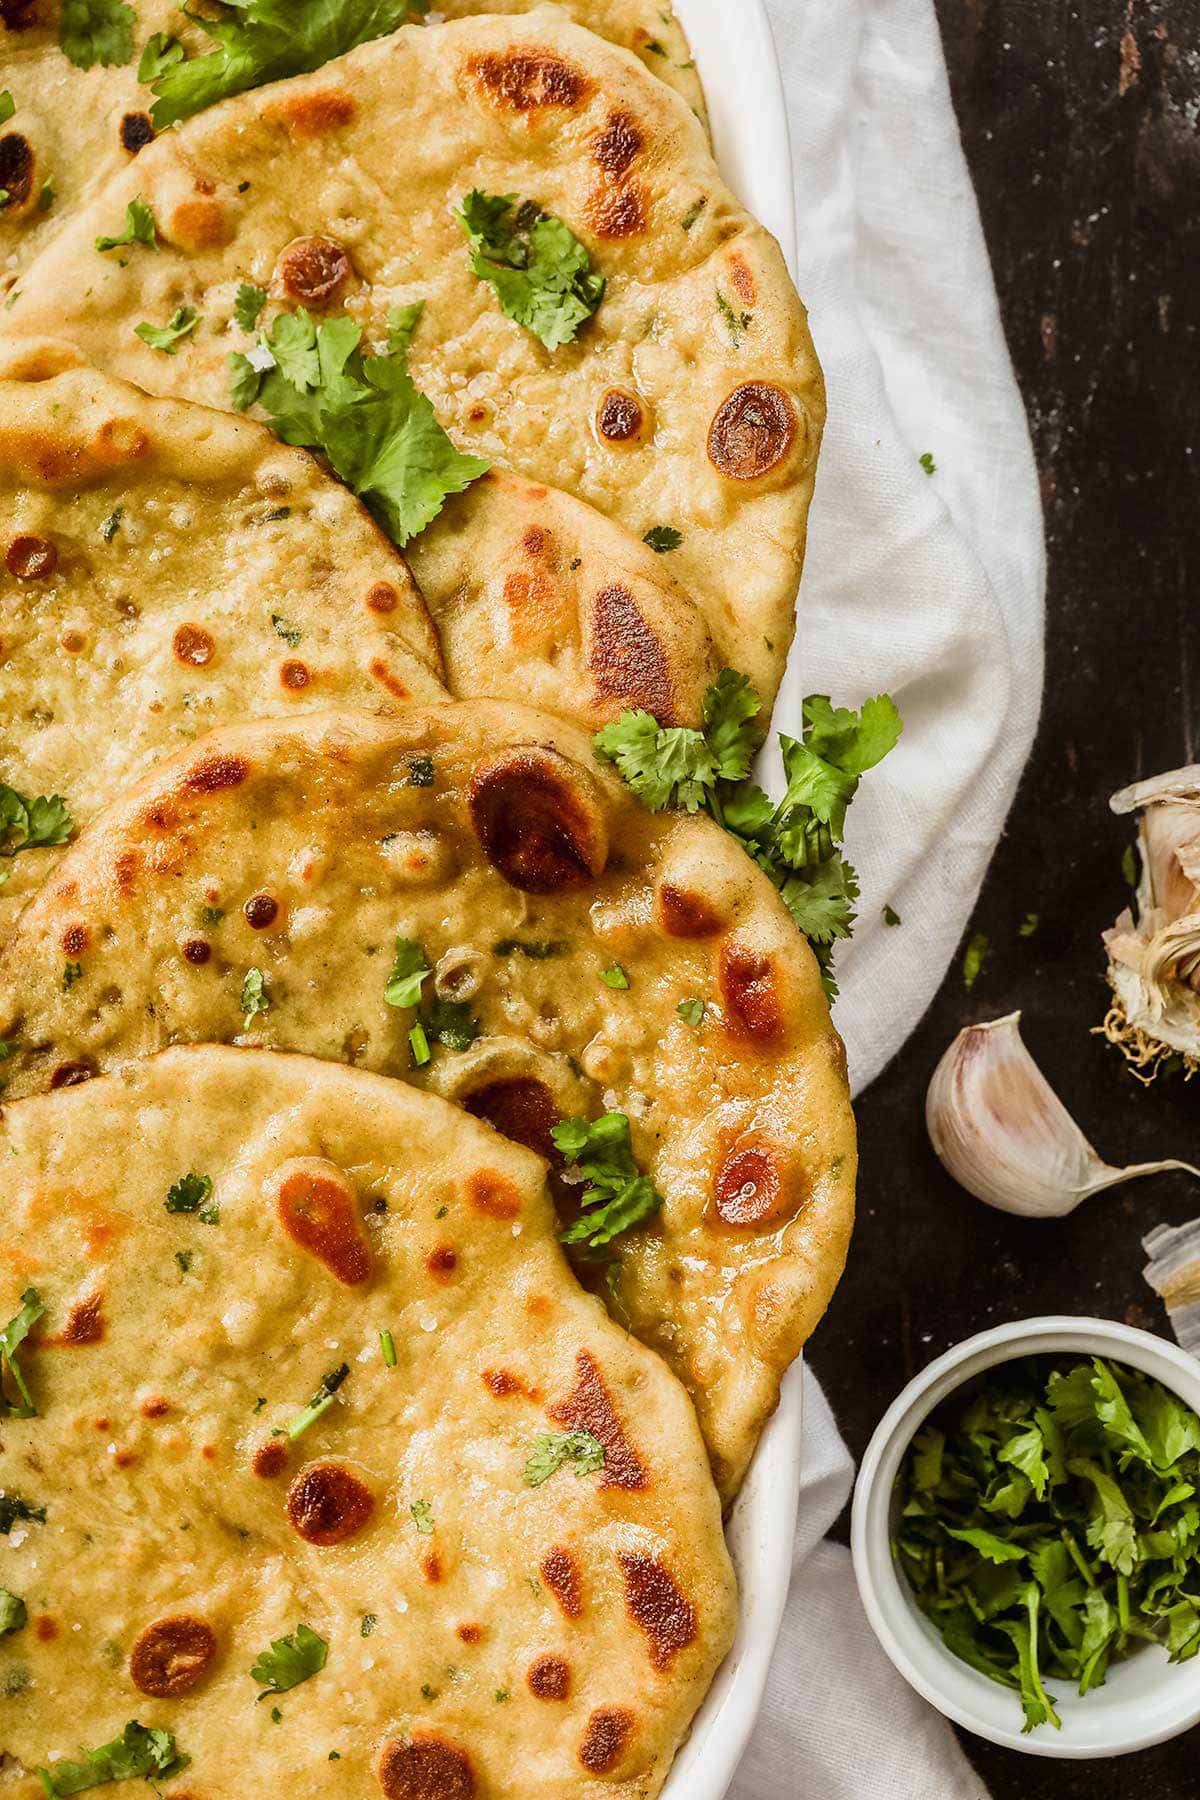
left=806, top=1, right=1200, bottom=1793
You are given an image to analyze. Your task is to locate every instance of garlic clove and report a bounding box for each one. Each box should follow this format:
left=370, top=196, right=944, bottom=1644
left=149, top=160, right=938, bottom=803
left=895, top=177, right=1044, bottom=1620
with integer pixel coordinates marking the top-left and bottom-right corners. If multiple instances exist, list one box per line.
left=926, top=1011, right=1200, bottom=1217
left=1143, top=1218, right=1200, bottom=1358
left=1105, top=764, right=1200, bottom=1075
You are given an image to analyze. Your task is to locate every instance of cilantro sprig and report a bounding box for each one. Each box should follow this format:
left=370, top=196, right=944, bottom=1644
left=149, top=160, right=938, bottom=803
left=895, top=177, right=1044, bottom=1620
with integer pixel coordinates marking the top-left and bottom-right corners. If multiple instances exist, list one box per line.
left=0, top=1288, right=44, bottom=1419
left=230, top=304, right=487, bottom=546
left=456, top=190, right=605, bottom=351
left=250, top=1622, right=328, bottom=1699
left=551, top=1113, right=663, bottom=1251
left=594, top=672, right=901, bottom=996
left=36, top=1721, right=187, bottom=1795
left=896, top=1355, right=1200, bottom=1732
left=59, top=0, right=135, bottom=71
left=523, top=1429, right=606, bottom=1488
left=95, top=196, right=158, bottom=254
left=0, top=785, right=74, bottom=865
left=135, top=305, right=200, bottom=355
left=149, top=0, right=428, bottom=130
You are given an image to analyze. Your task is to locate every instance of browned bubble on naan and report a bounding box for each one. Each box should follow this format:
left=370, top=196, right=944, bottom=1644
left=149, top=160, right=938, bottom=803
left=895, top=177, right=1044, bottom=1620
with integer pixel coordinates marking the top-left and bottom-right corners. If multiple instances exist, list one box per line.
left=0, top=1044, right=735, bottom=1798
left=2, top=13, right=823, bottom=712
left=0, top=0, right=704, bottom=281
left=0, top=704, right=855, bottom=1495
left=0, top=339, right=445, bottom=937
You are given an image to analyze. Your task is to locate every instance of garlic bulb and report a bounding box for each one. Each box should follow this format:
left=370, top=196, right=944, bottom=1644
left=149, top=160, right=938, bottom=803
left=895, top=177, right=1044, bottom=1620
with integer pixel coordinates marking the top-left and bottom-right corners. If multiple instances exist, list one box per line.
left=926, top=1011, right=1200, bottom=1217
left=1104, top=765, right=1200, bottom=1076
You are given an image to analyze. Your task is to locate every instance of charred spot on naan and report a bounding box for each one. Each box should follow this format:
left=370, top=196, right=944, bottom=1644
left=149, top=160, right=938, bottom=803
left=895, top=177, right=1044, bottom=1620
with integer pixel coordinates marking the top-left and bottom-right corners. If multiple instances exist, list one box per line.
left=618, top=1551, right=698, bottom=1671
left=287, top=1461, right=375, bottom=1545
left=712, top=1133, right=810, bottom=1231
left=275, top=235, right=355, bottom=308
left=548, top=1349, right=648, bottom=1491
left=708, top=382, right=799, bottom=484
left=540, top=1545, right=584, bottom=1619
left=129, top=1615, right=218, bottom=1698
left=718, top=939, right=788, bottom=1047
left=527, top=1652, right=572, bottom=1700
left=468, top=747, right=608, bottom=894
left=377, top=1734, right=477, bottom=1800
left=655, top=881, right=725, bottom=939
left=467, top=48, right=592, bottom=113
left=466, top=1168, right=523, bottom=1220
left=586, top=583, right=676, bottom=722
left=0, top=131, right=35, bottom=211
left=595, top=388, right=647, bottom=444
left=6, top=532, right=57, bottom=579
left=262, top=86, right=358, bottom=139
left=118, top=112, right=155, bottom=155
left=272, top=1157, right=372, bottom=1285
left=579, top=1706, right=636, bottom=1775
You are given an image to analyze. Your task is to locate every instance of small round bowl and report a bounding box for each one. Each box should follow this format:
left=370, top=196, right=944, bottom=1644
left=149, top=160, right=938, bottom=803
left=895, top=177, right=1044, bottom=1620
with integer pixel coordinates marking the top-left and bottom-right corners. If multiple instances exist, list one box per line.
left=851, top=1316, right=1200, bottom=1758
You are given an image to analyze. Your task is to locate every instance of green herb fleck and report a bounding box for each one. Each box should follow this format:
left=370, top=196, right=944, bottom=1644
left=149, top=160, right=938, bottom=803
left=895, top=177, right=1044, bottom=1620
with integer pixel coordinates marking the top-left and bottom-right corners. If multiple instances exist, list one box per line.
left=643, top=525, right=682, bottom=553
left=360, top=1613, right=377, bottom=1638
left=270, top=613, right=302, bottom=649
left=456, top=189, right=605, bottom=350
left=716, top=288, right=752, bottom=346
left=919, top=451, right=937, bottom=476
left=63, top=961, right=83, bottom=991
left=599, top=964, right=629, bottom=990
left=681, top=197, right=707, bottom=231
left=410, top=1498, right=434, bottom=1535
left=250, top=1622, right=328, bottom=1699
left=380, top=1330, right=397, bottom=1368
left=492, top=937, right=570, bottom=960
left=883, top=904, right=902, bottom=927
left=95, top=195, right=157, bottom=254
left=1019, top=912, right=1040, bottom=939
left=285, top=1365, right=349, bottom=1441
left=408, top=754, right=435, bottom=788
left=677, top=997, right=704, bottom=1027
left=425, top=998, right=479, bottom=1052
left=0, top=1494, right=45, bottom=1534
left=523, top=1429, right=606, bottom=1488
left=409, top=1022, right=431, bottom=1068
left=962, top=932, right=989, bottom=991
left=100, top=506, right=124, bottom=543
left=1122, top=844, right=1139, bottom=888
left=1, top=785, right=74, bottom=860
left=165, top=1172, right=217, bottom=1224
left=384, top=936, right=431, bottom=1010
left=0, top=93, right=13, bottom=127
left=174, top=1250, right=194, bottom=1275
left=134, top=305, right=200, bottom=355
left=1, top=1289, right=45, bottom=1419
left=200, top=905, right=224, bottom=929
left=36, top=1719, right=187, bottom=1793
left=0, top=1591, right=26, bottom=1637
left=241, top=966, right=269, bottom=1027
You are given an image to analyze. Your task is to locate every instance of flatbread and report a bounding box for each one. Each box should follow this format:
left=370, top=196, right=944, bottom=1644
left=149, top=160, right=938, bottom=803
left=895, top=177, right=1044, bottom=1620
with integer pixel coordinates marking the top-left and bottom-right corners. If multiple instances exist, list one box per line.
left=2, top=13, right=823, bottom=711
left=0, top=1044, right=735, bottom=1798
left=0, top=339, right=445, bottom=938
left=0, top=0, right=704, bottom=280
left=0, top=704, right=856, bottom=1495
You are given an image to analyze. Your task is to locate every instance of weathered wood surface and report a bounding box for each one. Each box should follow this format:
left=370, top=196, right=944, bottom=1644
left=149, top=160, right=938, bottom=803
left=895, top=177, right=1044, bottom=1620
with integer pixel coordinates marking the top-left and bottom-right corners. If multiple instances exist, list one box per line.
left=807, top=2, right=1200, bottom=1791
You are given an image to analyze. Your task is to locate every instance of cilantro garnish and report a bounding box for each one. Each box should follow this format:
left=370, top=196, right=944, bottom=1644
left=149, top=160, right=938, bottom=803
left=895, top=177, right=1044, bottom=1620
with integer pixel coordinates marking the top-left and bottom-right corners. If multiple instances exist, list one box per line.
left=384, top=936, right=431, bottom=1010
left=425, top=998, right=478, bottom=1051
left=360, top=1613, right=377, bottom=1637
left=62, top=961, right=83, bottom=991
left=37, top=1721, right=187, bottom=1794
left=149, top=0, right=427, bottom=128
left=919, top=450, right=937, bottom=476
left=896, top=1355, right=1200, bottom=1731
left=551, top=1113, right=663, bottom=1251
left=599, top=965, right=629, bottom=990
left=0, top=1493, right=45, bottom=1534
left=0, top=1591, right=25, bottom=1637
left=716, top=288, right=752, bottom=346
left=270, top=613, right=302, bottom=648
left=286, top=1364, right=349, bottom=1440
left=456, top=190, right=605, bottom=351
left=134, top=305, right=200, bottom=355
left=100, top=507, right=124, bottom=543
left=0, top=785, right=74, bottom=860
left=643, top=525, right=682, bottom=553
left=677, top=997, right=704, bottom=1027
left=962, top=931, right=989, bottom=991
left=594, top=673, right=901, bottom=995
left=136, top=32, right=184, bottom=84
left=409, top=1021, right=431, bottom=1067
left=410, top=1498, right=434, bottom=1534
left=235, top=282, right=267, bottom=333
left=492, top=938, right=570, bottom=960
left=164, top=1173, right=218, bottom=1223
left=379, top=1330, right=397, bottom=1368
left=59, top=0, right=135, bottom=71
left=523, top=1429, right=606, bottom=1488
left=95, top=196, right=157, bottom=254
left=250, top=1622, right=328, bottom=1699
left=0, top=1289, right=44, bottom=1420
left=241, top=966, right=269, bottom=1026
left=0, top=93, right=13, bottom=127
left=883, top=904, right=901, bottom=927
left=230, top=306, right=487, bottom=546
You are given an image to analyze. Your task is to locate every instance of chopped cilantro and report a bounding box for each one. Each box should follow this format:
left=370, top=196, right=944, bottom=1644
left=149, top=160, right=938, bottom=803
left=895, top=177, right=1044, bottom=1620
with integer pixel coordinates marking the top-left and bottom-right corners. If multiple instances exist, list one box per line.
left=681, top=196, right=707, bottom=231
left=410, top=1498, right=434, bottom=1534
left=883, top=904, right=902, bottom=927
left=0, top=1040, right=17, bottom=1060
left=384, top=936, right=431, bottom=1010
left=38, top=179, right=56, bottom=212
left=407, top=754, right=435, bottom=788
left=134, top=305, right=200, bottom=355
left=0, top=1494, right=45, bottom=1534
left=174, top=1250, right=193, bottom=1276
left=230, top=306, right=487, bottom=546
left=380, top=1330, right=397, bottom=1368
left=286, top=1364, right=349, bottom=1440
left=644, top=36, right=667, bottom=54
left=59, top=0, right=135, bottom=71
left=594, top=672, right=901, bottom=997
left=241, top=966, right=269, bottom=1026
left=0, top=785, right=74, bottom=860
left=0, top=93, right=13, bottom=127
left=0, top=1591, right=25, bottom=1637
left=360, top=1613, right=377, bottom=1637
left=643, top=525, right=682, bottom=553
left=250, top=1622, right=328, bottom=1699
left=492, top=937, right=569, bottom=959
left=137, top=31, right=184, bottom=83
left=95, top=196, right=157, bottom=253
left=962, top=932, right=989, bottom=991
left=63, top=961, right=83, bottom=991
left=425, top=998, right=479, bottom=1052
left=551, top=1113, right=663, bottom=1250
left=494, top=1688, right=510, bottom=1703
left=1122, top=844, right=1139, bottom=887
left=0, top=1288, right=44, bottom=1419
left=270, top=613, right=302, bottom=649
left=599, top=965, right=629, bottom=990
left=456, top=189, right=605, bottom=350
left=523, top=1429, right=606, bottom=1488
left=234, top=282, right=267, bottom=333
left=200, top=905, right=225, bottom=928
left=149, top=0, right=427, bottom=129
left=269, top=1706, right=282, bottom=1724
left=100, top=507, right=124, bottom=543
left=677, top=997, right=704, bottom=1027
left=408, top=1022, right=431, bottom=1067
left=716, top=288, right=752, bottom=346
left=1019, top=912, right=1040, bottom=939
left=36, top=1720, right=186, bottom=1793
left=164, top=1172, right=215, bottom=1220
left=919, top=450, right=937, bottom=476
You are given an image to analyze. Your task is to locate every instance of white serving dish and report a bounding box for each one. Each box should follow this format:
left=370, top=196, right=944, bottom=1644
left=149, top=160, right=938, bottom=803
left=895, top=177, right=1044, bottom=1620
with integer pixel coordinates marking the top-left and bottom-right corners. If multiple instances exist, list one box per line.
left=851, top=1316, right=1200, bottom=1759
left=660, top=5, right=806, bottom=1799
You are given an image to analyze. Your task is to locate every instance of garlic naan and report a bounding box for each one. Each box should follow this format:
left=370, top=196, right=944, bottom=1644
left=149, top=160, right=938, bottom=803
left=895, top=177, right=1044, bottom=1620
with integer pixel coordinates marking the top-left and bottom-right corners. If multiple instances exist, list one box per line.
left=0, top=340, right=445, bottom=937
left=0, top=1045, right=735, bottom=1798
left=2, top=13, right=823, bottom=711
left=0, top=705, right=856, bottom=1494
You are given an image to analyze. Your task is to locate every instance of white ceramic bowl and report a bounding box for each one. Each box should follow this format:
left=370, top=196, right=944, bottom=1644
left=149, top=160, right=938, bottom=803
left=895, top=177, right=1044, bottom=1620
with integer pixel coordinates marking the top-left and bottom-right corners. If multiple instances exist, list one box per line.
left=851, top=1316, right=1200, bottom=1758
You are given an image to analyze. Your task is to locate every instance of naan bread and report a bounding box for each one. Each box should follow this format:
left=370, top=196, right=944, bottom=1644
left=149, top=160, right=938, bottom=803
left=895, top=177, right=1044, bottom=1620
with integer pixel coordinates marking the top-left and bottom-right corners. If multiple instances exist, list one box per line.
left=2, top=14, right=823, bottom=710
left=0, top=0, right=703, bottom=280
left=0, top=1044, right=735, bottom=1798
left=0, top=705, right=856, bottom=1494
left=0, top=339, right=445, bottom=937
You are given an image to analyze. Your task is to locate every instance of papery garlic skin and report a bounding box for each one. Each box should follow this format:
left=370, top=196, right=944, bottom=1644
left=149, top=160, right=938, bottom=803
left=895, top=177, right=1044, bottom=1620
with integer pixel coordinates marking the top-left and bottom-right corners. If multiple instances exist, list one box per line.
left=926, top=1012, right=1200, bottom=1217
left=1105, top=766, right=1200, bottom=1072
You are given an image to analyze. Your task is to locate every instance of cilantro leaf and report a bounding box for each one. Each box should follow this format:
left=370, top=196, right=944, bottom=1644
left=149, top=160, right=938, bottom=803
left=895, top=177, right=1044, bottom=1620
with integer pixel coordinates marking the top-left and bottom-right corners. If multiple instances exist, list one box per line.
left=410, top=1498, right=434, bottom=1534
left=241, top=308, right=487, bottom=546
left=164, top=1172, right=213, bottom=1216
left=384, top=936, right=431, bottom=1010
left=552, top=1112, right=664, bottom=1250
left=241, top=966, right=269, bottom=1026
left=250, top=1622, right=328, bottom=1699
left=137, top=32, right=184, bottom=83
left=643, top=525, right=682, bottom=553
left=456, top=190, right=604, bottom=350
left=286, top=1364, right=349, bottom=1440
left=0, top=1288, right=44, bottom=1419
left=0, top=1590, right=25, bottom=1636
left=36, top=1721, right=186, bottom=1794
left=0, top=785, right=74, bottom=858
left=150, top=0, right=427, bottom=130
left=425, top=998, right=479, bottom=1052
left=523, top=1429, right=606, bottom=1488
left=0, top=1493, right=45, bottom=1533
left=95, top=197, right=157, bottom=253
left=234, top=282, right=268, bottom=333
left=134, top=305, right=200, bottom=355
left=677, top=997, right=704, bottom=1026
left=0, top=93, right=13, bottom=127
left=59, top=0, right=135, bottom=71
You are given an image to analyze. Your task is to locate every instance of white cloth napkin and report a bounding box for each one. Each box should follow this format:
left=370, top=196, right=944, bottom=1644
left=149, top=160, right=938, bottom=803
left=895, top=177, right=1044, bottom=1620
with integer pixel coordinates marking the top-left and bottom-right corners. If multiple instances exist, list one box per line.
left=729, top=0, right=1046, bottom=1793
